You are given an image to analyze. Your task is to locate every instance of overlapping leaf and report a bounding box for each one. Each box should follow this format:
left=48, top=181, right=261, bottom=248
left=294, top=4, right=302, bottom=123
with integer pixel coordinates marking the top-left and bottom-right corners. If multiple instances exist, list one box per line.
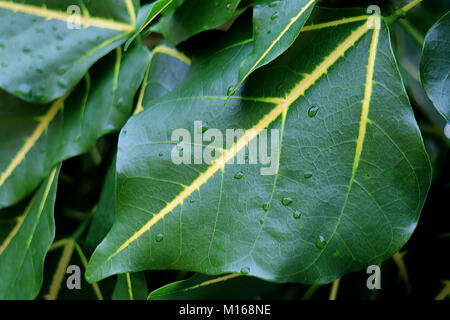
left=0, top=41, right=150, bottom=209
left=151, top=0, right=243, bottom=44
left=86, top=9, right=431, bottom=284
left=230, top=0, right=316, bottom=96
left=0, top=166, right=59, bottom=299
left=421, top=11, right=450, bottom=122
left=148, top=273, right=281, bottom=300
left=0, top=0, right=139, bottom=103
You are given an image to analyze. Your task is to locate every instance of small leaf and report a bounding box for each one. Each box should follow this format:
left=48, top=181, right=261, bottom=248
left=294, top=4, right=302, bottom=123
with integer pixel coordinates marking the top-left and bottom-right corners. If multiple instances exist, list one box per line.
left=230, top=0, right=316, bottom=96
left=151, top=0, right=242, bottom=44
left=0, top=165, right=60, bottom=299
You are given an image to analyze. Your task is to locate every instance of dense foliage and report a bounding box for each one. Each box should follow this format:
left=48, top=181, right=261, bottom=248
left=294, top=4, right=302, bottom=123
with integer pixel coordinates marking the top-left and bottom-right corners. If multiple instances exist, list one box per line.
left=0, top=0, right=449, bottom=300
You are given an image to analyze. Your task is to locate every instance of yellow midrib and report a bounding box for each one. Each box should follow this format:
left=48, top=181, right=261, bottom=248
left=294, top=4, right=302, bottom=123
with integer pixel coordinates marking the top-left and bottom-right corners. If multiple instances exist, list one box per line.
left=126, top=272, right=134, bottom=300
left=138, top=0, right=174, bottom=33
left=100, top=16, right=378, bottom=266
left=0, top=95, right=66, bottom=188
left=0, top=1, right=135, bottom=31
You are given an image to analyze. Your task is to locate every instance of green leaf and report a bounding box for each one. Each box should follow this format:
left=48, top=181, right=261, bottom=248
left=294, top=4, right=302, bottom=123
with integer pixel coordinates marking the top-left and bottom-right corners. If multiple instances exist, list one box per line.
left=421, top=11, right=450, bottom=123
left=230, top=0, right=316, bottom=96
left=148, top=273, right=280, bottom=300
left=86, top=11, right=431, bottom=284
left=125, top=0, right=177, bottom=50
left=112, top=272, right=148, bottom=300
left=151, top=0, right=243, bottom=44
left=0, top=165, right=60, bottom=299
left=0, top=0, right=138, bottom=103
left=0, top=41, right=150, bottom=209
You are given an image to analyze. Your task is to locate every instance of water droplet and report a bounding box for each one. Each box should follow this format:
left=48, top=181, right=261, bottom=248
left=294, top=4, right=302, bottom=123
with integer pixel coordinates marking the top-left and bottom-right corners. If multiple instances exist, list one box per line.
left=14, top=83, right=32, bottom=98
left=57, top=65, right=69, bottom=75
left=271, top=13, right=278, bottom=20
left=316, top=235, right=327, bottom=249
left=304, top=171, right=313, bottom=179
left=227, top=85, right=234, bottom=96
left=269, top=1, right=279, bottom=7
left=240, top=267, right=250, bottom=275
left=155, top=233, right=164, bottom=242
left=57, top=78, right=68, bottom=89
left=293, top=210, right=301, bottom=219
left=308, top=105, right=319, bottom=117
left=281, top=197, right=293, bottom=206
left=262, top=202, right=269, bottom=211
left=116, top=97, right=125, bottom=107
left=234, top=172, right=244, bottom=179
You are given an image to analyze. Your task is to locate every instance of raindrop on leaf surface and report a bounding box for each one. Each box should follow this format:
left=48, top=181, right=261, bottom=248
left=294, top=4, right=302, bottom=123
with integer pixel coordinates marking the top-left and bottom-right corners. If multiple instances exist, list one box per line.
left=308, top=105, right=319, bottom=117
left=281, top=197, right=293, bottom=206
left=316, top=235, right=327, bottom=249
left=240, top=267, right=250, bottom=275
left=155, top=233, right=164, bottom=242
left=234, top=172, right=244, bottom=179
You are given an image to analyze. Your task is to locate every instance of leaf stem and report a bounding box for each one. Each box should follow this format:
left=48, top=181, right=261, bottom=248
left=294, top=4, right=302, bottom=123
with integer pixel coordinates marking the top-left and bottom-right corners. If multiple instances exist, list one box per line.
left=329, top=278, right=340, bottom=300
left=435, top=281, right=450, bottom=300
left=398, top=19, right=424, bottom=47
left=386, top=0, right=423, bottom=25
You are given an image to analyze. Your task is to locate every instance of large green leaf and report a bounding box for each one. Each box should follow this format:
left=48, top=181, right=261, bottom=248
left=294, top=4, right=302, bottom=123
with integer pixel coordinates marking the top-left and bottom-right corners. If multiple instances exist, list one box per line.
left=230, top=0, right=316, bottom=96
left=421, top=11, right=450, bottom=123
left=151, top=0, right=243, bottom=44
left=86, top=10, right=431, bottom=284
left=0, top=165, right=59, bottom=299
left=0, top=41, right=150, bottom=209
left=0, top=0, right=138, bottom=103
